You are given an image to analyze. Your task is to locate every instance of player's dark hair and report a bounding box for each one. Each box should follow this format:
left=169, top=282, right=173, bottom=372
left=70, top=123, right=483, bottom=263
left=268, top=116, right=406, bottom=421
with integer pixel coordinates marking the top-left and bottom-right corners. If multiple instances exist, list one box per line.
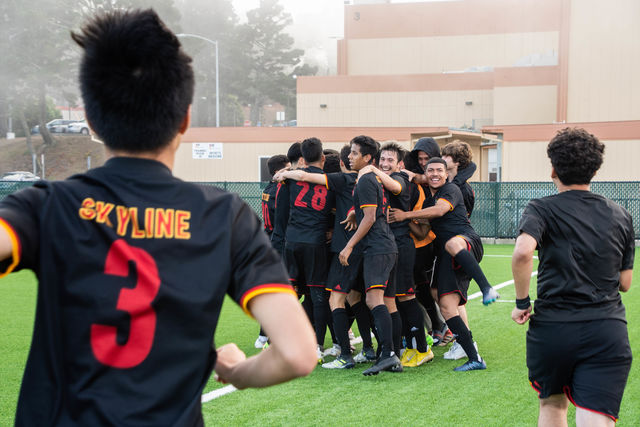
left=323, top=153, right=341, bottom=173
left=350, top=135, right=378, bottom=165
left=547, top=128, right=604, bottom=185
left=340, top=144, right=351, bottom=170
left=287, top=142, right=302, bottom=164
left=426, top=157, right=448, bottom=168
left=380, top=142, right=405, bottom=163
left=71, top=9, right=194, bottom=152
left=301, top=137, right=323, bottom=163
left=267, top=154, right=290, bottom=176
left=323, top=148, right=338, bottom=156
left=441, top=140, right=472, bottom=169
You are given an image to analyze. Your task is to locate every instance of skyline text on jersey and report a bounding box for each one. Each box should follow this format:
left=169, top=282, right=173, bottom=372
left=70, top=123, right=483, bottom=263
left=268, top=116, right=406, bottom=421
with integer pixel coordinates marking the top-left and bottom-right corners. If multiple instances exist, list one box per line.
left=78, top=198, right=191, bottom=239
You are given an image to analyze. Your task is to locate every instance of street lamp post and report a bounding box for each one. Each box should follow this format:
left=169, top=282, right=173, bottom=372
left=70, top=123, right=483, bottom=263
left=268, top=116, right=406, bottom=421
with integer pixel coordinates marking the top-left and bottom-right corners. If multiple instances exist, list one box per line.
left=176, top=33, right=219, bottom=127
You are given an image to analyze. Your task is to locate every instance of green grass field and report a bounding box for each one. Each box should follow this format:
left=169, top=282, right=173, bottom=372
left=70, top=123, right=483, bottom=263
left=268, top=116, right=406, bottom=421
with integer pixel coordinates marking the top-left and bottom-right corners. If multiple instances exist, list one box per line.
left=1, top=245, right=638, bottom=426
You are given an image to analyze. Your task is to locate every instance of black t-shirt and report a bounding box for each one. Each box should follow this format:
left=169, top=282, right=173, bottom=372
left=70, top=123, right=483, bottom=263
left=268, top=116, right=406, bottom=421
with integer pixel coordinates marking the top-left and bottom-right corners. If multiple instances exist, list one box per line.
left=325, top=171, right=360, bottom=254
left=423, top=182, right=478, bottom=251
left=0, top=157, right=293, bottom=426
left=388, top=171, right=412, bottom=243
left=353, top=172, right=397, bottom=255
left=270, top=182, right=289, bottom=254
left=518, top=190, right=635, bottom=323
left=284, top=166, right=335, bottom=245
left=261, top=181, right=278, bottom=237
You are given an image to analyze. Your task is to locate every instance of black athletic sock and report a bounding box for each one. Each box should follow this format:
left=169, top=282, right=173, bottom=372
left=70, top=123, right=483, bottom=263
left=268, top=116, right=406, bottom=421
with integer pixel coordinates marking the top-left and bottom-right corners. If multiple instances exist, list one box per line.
left=404, top=299, right=428, bottom=352
left=258, top=326, right=266, bottom=337
left=302, top=293, right=314, bottom=323
left=371, top=304, right=393, bottom=358
left=454, top=250, right=492, bottom=293
left=327, top=314, right=337, bottom=345
left=310, top=287, right=330, bottom=347
left=396, top=301, right=412, bottom=348
left=417, top=288, right=444, bottom=332
left=390, top=310, right=402, bottom=356
left=351, top=301, right=373, bottom=348
left=446, top=315, right=479, bottom=362
left=332, top=308, right=351, bottom=356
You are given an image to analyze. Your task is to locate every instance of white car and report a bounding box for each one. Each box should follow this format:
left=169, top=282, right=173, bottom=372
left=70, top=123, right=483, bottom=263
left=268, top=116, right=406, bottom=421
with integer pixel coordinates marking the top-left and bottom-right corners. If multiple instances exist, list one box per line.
left=67, top=121, right=90, bottom=135
left=0, top=171, right=41, bottom=181
left=31, top=119, right=77, bottom=134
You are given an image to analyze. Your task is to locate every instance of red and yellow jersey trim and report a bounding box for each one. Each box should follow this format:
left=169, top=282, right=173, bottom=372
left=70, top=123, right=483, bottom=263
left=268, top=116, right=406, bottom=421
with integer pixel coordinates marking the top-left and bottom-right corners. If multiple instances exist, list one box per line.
left=438, top=198, right=455, bottom=211
left=323, top=174, right=329, bottom=189
left=0, top=218, right=21, bottom=278
left=360, top=204, right=377, bottom=209
left=239, top=283, right=298, bottom=317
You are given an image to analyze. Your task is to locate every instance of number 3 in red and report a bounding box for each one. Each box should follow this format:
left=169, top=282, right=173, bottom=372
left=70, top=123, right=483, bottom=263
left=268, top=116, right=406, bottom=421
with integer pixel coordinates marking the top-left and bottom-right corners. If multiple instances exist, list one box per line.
left=91, top=239, right=160, bottom=368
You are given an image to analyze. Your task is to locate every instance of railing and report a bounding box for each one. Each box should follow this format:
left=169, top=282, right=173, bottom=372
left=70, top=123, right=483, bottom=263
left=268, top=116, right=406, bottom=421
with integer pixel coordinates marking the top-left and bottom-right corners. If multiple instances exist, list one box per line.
left=2, top=181, right=639, bottom=238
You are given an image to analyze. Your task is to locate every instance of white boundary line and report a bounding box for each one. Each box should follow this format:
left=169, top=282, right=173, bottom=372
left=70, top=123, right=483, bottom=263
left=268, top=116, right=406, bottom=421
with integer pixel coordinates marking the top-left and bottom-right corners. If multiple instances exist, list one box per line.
left=468, top=271, right=538, bottom=301
left=484, top=254, right=538, bottom=260
left=202, top=258, right=537, bottom=403
left=202, top=384, right=237, bottom=403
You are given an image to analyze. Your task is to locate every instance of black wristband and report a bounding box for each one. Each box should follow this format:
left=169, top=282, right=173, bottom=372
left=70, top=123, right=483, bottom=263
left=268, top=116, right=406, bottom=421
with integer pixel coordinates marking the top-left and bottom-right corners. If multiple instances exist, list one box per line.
left=516, top=296, right=531, bottom=310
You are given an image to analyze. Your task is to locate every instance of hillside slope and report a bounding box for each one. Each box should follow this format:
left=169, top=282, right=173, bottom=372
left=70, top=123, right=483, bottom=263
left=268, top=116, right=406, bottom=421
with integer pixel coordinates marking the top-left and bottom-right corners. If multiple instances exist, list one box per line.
left=0, top=135, right=107, bottom=181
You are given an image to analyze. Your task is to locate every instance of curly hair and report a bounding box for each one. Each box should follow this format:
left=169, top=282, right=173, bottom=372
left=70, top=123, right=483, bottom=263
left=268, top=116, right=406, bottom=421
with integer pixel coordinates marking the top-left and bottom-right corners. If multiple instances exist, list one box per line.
left=441, top=140, right=472, bottom=169
left=547, top=128, right=604, bottom=185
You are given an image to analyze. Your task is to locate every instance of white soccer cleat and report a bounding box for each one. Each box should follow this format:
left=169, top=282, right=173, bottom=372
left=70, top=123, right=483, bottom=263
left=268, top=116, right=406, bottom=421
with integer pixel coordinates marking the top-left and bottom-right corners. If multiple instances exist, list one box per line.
left=323, top=343, right=341, bottom=357
left=443, top=341, right=478, bottom=360
left=254, top=335, right=268, bottom=349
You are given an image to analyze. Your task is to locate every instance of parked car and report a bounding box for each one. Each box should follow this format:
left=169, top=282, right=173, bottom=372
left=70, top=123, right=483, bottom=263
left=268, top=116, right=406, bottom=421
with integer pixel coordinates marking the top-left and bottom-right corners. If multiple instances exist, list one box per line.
left=31, top=119, right=77, bottom=134
left=67, top=120, right=90, bottom=135
left=0, top=171, right=41, bottom=181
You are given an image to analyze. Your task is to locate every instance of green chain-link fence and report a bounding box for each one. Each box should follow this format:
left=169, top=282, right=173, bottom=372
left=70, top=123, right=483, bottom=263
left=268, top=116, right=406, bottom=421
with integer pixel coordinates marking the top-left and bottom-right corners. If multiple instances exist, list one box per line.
left=2, top=181, right=639, bottom=238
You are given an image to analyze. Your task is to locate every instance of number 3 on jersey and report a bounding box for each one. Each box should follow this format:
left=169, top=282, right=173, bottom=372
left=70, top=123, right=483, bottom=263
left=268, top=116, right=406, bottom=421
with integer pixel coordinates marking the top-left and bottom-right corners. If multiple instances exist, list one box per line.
left=91, top=239, right=160, bottom=368
left=294, top=182, right=328, bottom=211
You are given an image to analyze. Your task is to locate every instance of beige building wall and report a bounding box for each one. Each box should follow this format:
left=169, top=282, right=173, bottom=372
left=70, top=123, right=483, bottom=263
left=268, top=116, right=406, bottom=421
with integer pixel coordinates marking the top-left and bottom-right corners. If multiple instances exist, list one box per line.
left=347, top=32, right=559, bottom=76
left=567, top=0, right=640, bottom=122
left=501, top=139, right=640, bottom=182
left=494, top=85, right=557, bottom=125
left=298, top=90, right=493, bottom=128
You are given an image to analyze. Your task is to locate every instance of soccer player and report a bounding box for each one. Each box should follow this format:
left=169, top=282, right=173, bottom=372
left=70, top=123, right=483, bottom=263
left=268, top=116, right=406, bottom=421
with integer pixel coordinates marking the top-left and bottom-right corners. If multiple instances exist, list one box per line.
left=357, top=143, right=434, bottom=367
left=278, top=138, right=336, bottom=361
left=340, top=135, right=401, bottom=375
left=274, top=145, right=375, bottom=369
left=441, top=140, right=476, bottom=217
left=389, top=158, right=496, bottom=371
left=0, top=9, right=316, bottom=425
left=255, top=154, right=291, bottom=349
left=511, top=128, right=634, bottom=426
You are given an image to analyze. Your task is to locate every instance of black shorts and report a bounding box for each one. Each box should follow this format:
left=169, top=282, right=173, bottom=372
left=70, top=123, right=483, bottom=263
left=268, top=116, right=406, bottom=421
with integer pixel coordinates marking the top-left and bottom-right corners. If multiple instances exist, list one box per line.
left=527, top=318, right=632, bottom=421
left=363, top=253, right=396, bottom=294
left=413, top=244, right=435, bottom=288
left=433, top=235, right=483, bottom=304
left=327, top=252, right=363, bottom=294
left=394, top=239, right=416, bottom=296
left=284, top=242, right=328, bottom=288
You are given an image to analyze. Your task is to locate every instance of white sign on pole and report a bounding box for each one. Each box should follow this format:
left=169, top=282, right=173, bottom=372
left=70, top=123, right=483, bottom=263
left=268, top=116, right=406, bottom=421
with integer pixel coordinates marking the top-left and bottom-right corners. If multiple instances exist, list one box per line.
left=192, top=143, right=223, bottom=159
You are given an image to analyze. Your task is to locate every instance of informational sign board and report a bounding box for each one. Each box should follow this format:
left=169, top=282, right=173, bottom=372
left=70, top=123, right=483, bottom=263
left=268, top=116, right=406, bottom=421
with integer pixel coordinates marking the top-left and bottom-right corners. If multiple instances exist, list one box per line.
left=192, top=143, right=223, bottom=160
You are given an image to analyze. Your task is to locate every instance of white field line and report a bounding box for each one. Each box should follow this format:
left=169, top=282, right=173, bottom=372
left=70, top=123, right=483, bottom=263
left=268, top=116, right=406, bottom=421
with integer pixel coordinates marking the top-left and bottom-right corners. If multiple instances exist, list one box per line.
left=468, top=270, right=538, bottom=301
left=484, top=254, right=538, bottom=260
left=202, top=255, right=536, bottom=403
left=202, top=384, right=237, bottom=403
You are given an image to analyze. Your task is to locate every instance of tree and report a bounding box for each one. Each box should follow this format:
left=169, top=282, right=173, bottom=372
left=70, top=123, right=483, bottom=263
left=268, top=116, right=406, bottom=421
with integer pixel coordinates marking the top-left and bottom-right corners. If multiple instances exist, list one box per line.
left=241, top=0, right=304, bottom=125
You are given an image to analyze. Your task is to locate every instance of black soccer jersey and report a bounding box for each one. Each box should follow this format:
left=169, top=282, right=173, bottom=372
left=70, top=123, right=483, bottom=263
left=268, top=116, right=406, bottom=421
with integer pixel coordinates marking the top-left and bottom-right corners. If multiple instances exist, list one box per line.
left=0, top=157, right=293, bottom=426
left=261, top=181, right=278, bottom=237
left=270, top=181, right=289, bottom=254
left=353, top=172, right=397, bottom=256
left=284, top=166, right=335, bottom=245
left=423, top=182, right=478, bottom=251
left=388, top=171, right=412, bottom=242
left=325, top=171, right=360, bottom=254
left=518, top=190, right=635, bottom=323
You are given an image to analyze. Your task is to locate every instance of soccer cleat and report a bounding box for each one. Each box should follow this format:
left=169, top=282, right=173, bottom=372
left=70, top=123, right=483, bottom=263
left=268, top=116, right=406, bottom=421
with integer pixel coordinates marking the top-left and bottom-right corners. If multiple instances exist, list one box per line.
left=426, top=334, right=434, bottom=348
left=323, top=343, right=341, bottom=358
left=436, top=329, right=454, bottom=347
left=353, top=347, right=377, bottom=363
left=317, top=345, right=325, bottom=364
left=362, top=354, right=403, bottom=376
left=400, top=348, right=417, bottom=367
left=414, top=348, right=435, bottom=366
left=444, top=341, right=478, bottom=360
left=254, top=335, right=268, bottom=349
left=453, top=357, right=486, bottom=372
left=482, top=287, right=500, bottom=306
left=322, top=355, right=356, bottom=369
